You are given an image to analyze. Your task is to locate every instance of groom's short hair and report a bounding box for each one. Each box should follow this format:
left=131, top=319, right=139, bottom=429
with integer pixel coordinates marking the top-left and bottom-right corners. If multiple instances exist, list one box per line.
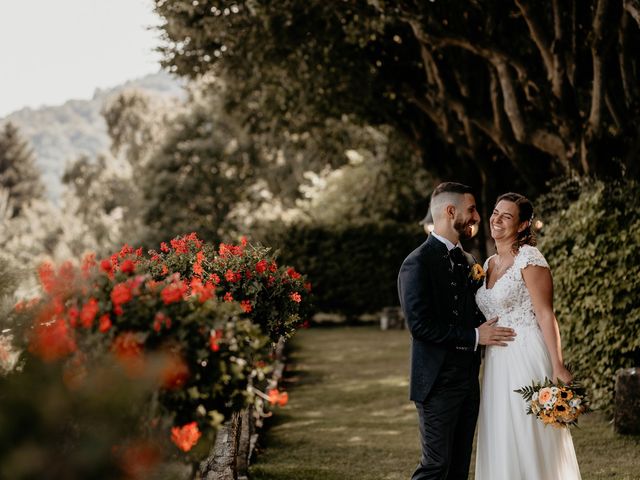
left=429, top=182, right=474, bottom=221
left=431, top=182, right=473, bottom=201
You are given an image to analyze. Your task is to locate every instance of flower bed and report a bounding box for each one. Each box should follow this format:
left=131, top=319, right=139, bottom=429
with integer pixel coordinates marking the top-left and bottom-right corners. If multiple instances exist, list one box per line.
left=3, top=234, right=311, bottom=477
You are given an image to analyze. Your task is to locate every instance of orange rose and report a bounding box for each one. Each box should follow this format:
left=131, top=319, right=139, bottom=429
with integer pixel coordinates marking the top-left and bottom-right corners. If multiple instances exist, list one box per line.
left=538, top=387, right=553, bottom=404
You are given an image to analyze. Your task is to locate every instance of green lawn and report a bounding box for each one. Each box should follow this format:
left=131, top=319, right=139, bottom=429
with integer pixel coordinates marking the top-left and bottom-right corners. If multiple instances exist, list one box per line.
left=249, top=326, right=640, bottom=480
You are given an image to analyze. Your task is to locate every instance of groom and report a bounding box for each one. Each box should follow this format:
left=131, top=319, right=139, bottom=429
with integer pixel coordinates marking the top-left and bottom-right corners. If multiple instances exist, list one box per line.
left=398, top=182, right=516, bottom=480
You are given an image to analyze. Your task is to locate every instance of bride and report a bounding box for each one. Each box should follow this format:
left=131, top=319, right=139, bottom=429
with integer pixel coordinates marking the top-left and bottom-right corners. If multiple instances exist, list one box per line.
left=474, top=192, right=581, bottom=479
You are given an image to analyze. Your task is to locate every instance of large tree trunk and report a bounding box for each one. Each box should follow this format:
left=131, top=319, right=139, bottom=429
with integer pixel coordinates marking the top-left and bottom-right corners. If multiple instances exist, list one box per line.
left=198, top=411, right=242, bottom=480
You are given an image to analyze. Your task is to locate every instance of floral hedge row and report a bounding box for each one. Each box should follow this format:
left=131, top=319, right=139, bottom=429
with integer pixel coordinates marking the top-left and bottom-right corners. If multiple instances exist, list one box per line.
left=3, top=234, right=311, bottom=476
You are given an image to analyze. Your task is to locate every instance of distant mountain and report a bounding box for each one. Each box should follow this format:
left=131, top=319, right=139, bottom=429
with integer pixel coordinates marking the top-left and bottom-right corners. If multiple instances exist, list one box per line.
left=0, top=71, right=185, bottom=200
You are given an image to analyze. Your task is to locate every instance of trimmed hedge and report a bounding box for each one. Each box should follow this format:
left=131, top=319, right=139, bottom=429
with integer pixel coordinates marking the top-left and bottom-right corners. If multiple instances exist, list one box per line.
left=259, top=221, right=425, bottom=318
left=538, top=180, right=640, bottom=413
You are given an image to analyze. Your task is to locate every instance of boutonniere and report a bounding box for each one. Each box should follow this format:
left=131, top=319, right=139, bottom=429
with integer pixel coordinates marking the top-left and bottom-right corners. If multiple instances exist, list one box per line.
left=469, top=263, right=485, bottom=282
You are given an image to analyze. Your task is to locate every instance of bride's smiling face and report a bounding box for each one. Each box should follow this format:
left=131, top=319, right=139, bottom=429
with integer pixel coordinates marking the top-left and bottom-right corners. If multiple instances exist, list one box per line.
left=490, top=200, right=527, bottom=241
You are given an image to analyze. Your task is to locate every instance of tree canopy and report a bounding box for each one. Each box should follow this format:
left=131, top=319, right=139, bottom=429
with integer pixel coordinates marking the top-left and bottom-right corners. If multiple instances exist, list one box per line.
left=153, top=0, right=640, bottom=198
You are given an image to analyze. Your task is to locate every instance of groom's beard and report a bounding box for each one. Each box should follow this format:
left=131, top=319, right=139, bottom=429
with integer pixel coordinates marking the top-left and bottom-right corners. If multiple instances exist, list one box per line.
left=454, top=219, right=476, bottom=240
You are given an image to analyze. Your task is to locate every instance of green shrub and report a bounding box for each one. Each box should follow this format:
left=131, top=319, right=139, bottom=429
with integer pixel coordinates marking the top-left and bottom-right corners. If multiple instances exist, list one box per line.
left=538, top=179, right=640, bottom=413
left=258, top=221, right=425, bottom=318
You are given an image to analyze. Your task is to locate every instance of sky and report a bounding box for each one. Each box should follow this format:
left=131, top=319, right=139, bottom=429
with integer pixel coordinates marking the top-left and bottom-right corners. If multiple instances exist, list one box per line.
left=0, top=0, right=163, bottom=117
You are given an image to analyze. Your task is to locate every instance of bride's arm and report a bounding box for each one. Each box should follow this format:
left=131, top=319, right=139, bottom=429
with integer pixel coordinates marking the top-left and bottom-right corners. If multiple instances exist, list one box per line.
left=522, top=265, right=573, bottom=384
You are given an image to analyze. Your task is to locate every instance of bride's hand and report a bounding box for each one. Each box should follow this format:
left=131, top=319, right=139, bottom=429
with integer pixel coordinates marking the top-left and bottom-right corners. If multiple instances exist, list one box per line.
left=553, top=366, right=573, bottom=384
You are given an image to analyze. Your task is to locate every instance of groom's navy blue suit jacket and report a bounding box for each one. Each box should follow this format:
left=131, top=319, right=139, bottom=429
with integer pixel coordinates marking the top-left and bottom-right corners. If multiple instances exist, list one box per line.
left=398, top=234, right=485, bottom=402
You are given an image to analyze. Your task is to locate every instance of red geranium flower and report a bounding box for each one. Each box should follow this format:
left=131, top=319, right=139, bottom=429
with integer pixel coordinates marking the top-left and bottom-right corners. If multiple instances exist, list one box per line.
left=100, top=259, right=113, bottom=274
left=112, top=332, right=144, bottom=360
left=267, top=389, right=289, bottom=407
left=161, top=280, right=188, bottom=305
left=119, top=244, right=134, bottom=258
left=58, top=261, right=75, bottom=286
left=209, top=330, right=224, bottom=352
left=286, top=268, right=301, bottom=279
left=255, top=259, right=268, bottom=274
left=29, top=318, right=77, bottom=362
left=240, top=300, right=253, bottom=313
left=193, top=251, right=205, bottom=277
left=224, top=269, right=241, bottom=283
left=80, top=298, right=99, bottom=328
left=81, top=253, right=96, bottom=278
left=38, top=262, right=55, bottom=293
left=111, top=283, right=133, bottom=304
left=160, top=354, right=189, bottom=390
left=290, top=292, right=302, bottom=303
left=153, top=312, right=172, bottom=332
left=120, top=259, right=136, bottom=274
left=219, top=243, right=243, bottom=257
left=111, top=282, right=133, bottom=315
left=190, top=278, right=215, bottom=303
left=171, top=422, right=201, bottom=452
left=98, top=314, right=112, bottom=333
left=67, top=306, right=80, bottom=328
left=170, top=237, right=189, bottom=254
left=223, top=292, right=234, bottom=303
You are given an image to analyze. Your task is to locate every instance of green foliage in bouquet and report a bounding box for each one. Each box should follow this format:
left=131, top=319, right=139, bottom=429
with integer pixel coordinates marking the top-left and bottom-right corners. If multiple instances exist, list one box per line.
left=538, top=179, right=640, bottom=413
left=259, top=221, right=424, bottom=318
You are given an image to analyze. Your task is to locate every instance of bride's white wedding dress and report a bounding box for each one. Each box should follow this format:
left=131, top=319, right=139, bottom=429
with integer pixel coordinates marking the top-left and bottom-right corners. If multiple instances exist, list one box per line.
left=474, top=245, right=581, bottom=479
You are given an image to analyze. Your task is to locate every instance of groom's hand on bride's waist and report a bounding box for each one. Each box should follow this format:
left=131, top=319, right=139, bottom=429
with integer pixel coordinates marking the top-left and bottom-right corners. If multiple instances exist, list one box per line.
left=477, top=318, right=516, bottom=347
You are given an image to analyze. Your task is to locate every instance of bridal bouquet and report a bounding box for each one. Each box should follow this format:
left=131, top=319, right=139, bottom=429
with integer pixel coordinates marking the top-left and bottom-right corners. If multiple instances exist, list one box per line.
left=514, top=378, right=589, bottom=428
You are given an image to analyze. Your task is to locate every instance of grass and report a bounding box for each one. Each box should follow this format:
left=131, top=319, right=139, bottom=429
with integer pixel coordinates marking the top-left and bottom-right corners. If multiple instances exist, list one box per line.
left=249, top=326, right=640, bottom=480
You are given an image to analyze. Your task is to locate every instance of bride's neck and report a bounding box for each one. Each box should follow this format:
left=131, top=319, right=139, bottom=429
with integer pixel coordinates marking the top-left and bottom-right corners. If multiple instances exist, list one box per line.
left=494, top=238, right=514, bottom=257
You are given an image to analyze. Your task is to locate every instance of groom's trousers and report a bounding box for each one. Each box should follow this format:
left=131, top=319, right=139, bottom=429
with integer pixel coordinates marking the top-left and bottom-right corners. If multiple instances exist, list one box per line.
left=411, top=352, right=479, bottom=480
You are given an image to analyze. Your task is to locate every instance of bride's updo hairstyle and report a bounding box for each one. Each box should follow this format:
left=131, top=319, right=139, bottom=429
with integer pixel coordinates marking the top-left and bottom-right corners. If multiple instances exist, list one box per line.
left=495, top=192, right=537, bottom=253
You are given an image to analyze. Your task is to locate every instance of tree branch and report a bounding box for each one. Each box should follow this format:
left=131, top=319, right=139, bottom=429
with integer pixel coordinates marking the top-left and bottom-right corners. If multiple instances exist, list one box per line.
left=551, top=0, right=571, bottom=99
left=605, top=91, right=624, bottom=131
left=515, top=0, right=555, bottom=79
left=619, top=10, right=639, bottom=106
left=529, top=129, right=568, bottom=164
left=417, top=43, right=451, bottom=138
left=406, top=18, right=530, bottom=82
left=494, top=60, right=526, bottom=142
left=587, top=0, right=613, bottom=138
left=624, top=0, right=640, bottom=27
left=406, top=13, right=570, bottom=174
left=489, top=69, right=503, bottom=136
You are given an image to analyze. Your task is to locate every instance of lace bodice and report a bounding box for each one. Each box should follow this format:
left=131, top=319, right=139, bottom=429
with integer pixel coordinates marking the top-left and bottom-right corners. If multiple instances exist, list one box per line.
left=475, top=245, right=549, bottom=329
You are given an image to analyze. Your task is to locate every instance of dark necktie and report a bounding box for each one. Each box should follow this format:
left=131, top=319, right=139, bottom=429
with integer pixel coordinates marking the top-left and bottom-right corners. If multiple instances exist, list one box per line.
left=449, top=247, right=468, bottom=280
